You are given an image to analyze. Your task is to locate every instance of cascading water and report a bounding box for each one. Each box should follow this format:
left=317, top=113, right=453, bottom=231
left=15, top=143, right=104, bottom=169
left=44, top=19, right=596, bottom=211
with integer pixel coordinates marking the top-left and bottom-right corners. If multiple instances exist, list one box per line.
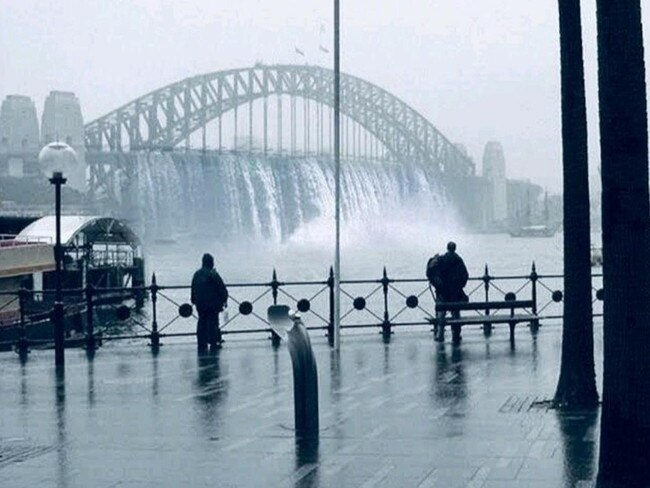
left=118, top=151, right=452, bottom=242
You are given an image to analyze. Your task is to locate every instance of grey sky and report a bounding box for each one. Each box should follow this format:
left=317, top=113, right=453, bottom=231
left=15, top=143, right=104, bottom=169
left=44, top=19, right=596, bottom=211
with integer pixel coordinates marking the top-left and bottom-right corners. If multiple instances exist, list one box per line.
left=1, top=0, right=648, bottom=191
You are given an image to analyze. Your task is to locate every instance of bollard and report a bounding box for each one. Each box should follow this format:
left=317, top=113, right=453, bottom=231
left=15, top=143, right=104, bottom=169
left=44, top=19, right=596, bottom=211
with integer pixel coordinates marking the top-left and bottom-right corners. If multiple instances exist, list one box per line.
left=267, top=305, right=319, bottom=438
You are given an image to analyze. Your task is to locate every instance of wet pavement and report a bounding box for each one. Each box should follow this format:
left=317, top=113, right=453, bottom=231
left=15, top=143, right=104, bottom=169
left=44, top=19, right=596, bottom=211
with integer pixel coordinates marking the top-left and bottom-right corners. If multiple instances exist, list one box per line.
left=0, top=323, right=601, bottom=487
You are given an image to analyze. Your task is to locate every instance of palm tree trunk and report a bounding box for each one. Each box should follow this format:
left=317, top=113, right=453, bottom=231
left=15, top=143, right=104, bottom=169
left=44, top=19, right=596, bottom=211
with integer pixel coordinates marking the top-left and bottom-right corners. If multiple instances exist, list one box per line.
left=553, top=0, right=598, bottom=409
left=596, top=1, right=650, bottom=485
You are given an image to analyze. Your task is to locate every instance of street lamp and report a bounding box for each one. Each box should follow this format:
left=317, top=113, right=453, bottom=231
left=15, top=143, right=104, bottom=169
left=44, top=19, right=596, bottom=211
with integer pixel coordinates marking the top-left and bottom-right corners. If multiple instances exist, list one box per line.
left=49, top=171, right=67, bottom=366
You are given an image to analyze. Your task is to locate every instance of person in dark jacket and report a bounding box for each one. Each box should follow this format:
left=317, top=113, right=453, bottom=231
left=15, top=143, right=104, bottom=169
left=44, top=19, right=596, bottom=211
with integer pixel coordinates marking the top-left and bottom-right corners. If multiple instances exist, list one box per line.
left=429, top=242, right=469, bottom=343
left=191, top=253, right=228, bottom=351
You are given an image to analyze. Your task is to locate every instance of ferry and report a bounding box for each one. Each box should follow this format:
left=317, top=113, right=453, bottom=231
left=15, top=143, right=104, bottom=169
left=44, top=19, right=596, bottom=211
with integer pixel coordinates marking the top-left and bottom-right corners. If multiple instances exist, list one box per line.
left=0, top=215, right=145, bottom=350
left=509, top=224, right=557, bottom=238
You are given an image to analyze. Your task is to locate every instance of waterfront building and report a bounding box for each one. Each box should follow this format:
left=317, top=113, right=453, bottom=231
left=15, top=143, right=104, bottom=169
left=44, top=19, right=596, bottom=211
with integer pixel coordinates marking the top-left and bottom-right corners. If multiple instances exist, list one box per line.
left=0, top=95, right=40, bottom=177
left=482, top=141, right=508, bottom=225
left=41, top=91, right=86, bottom=191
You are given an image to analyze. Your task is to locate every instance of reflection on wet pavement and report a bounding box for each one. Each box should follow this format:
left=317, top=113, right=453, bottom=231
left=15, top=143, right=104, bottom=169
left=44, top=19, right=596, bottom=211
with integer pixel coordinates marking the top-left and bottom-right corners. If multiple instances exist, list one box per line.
left=0, top=324, right=600, bottom=487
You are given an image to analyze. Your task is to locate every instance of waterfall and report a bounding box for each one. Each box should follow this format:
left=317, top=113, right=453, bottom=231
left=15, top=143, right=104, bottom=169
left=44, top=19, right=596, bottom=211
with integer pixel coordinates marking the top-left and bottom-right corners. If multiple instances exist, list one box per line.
left=116, top=152, right=449, bottom=242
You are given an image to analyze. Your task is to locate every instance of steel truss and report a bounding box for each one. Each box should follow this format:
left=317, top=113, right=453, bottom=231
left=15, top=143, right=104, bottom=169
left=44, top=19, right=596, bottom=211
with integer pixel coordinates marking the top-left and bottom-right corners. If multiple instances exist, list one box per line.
left=84, top=64, right=474, bottom=177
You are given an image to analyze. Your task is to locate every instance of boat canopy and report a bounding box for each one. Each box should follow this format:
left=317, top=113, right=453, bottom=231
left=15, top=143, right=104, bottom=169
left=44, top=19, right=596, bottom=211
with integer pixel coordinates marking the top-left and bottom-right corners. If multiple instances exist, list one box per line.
left=16, top=216, right=140, bottom=247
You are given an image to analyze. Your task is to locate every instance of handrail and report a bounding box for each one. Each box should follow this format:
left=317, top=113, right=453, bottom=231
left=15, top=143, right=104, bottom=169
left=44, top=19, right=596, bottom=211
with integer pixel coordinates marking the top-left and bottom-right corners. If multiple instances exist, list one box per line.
left=2, top=264, right=604, bottom=356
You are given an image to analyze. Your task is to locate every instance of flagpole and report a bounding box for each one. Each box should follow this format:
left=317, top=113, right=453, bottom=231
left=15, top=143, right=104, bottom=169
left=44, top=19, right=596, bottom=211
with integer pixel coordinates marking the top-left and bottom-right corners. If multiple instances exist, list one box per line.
left=333, top=0, right=341, bottom=350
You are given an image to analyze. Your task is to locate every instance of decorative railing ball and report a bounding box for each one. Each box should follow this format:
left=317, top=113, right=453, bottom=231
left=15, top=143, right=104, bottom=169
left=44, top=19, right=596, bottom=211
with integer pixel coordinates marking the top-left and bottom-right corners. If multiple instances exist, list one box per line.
left=406, top=295, right=419, bottom=309
left=178, top=303, right=193, bottom=318
left=504, top=292, right=517, bottom=302
left=239, top=301, right=254, bottom=315
left=297, top=299, right=311, bottom=313
left=353, top=297, right=366, bottom=311
left=596, top=288, right=604, bottom=301
left=552, top=290, right=564, bottom=303
left=116, top=305, right=131, bottom=321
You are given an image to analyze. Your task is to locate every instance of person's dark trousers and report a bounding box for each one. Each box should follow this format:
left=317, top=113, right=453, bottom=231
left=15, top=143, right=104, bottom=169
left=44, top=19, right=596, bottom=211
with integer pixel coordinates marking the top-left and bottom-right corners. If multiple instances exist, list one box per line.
left=450, top=310, right=461, bottom=344
left=435, top=294, right=463, bottom=344
left=197, top=308, right=221, bottom=351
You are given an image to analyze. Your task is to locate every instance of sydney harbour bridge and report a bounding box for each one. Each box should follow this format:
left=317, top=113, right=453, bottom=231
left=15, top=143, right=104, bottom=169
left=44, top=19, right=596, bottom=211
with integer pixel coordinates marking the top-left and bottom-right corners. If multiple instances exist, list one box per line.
left=82, top=64, right=521, bottom=233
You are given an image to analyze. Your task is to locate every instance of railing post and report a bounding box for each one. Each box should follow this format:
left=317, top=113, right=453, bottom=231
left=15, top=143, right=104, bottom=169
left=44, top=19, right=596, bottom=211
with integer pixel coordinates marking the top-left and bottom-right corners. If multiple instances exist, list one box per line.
left=268, top=269, right=282, bottom=345
left=530, top=261, right=540, bottom=334
left=16, top=288, right=28, bottom=356
left=482, top=264, right=492, bottom=336
left=85, top=284, right=96, bottom=352
left=150, top=273, right=160, bottom=350
left=381, top=267, right=391, bottom=342
left=327, top=267, right=334, bottom=347
left=271, top=269, right=279, bottom=305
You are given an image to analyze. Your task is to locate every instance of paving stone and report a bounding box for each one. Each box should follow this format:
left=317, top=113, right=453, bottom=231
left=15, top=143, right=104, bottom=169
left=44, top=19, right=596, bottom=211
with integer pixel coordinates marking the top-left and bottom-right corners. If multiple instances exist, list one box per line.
left=0, top=325, right=602, bottom=487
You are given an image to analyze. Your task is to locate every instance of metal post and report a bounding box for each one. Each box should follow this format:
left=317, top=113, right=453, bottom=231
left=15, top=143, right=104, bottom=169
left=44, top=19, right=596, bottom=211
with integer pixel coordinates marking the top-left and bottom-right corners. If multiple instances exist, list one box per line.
left=271, top=269, right=279, bottom=305
left=249, top=70, right=254, bottom=153
left=150, top=273, right=160, bottom=349
left=86, top=284, right=95, bottom=352
left=263, top=93, right=268, bottom=154
left=50, top=172, right=66, bottom=367
left=277, top=94, right=283, bottom=153
left=234, top=75, right=239, bottom=149
left=381, top=267, right=391, bottom=342
left=218, top=78, right=223, bottom=152
left=530, top=262, right=540, bottom=333
left=333, top=0, right=341, bottom=351
left=17, top=288, right=28, bottom=356
left=327, top=267, right=334, bottom=347
left=201, top=81, right=207, bottom=152
left=483, top=264, right=492, bottom=336
left=269, top=269, right=281, bottom=346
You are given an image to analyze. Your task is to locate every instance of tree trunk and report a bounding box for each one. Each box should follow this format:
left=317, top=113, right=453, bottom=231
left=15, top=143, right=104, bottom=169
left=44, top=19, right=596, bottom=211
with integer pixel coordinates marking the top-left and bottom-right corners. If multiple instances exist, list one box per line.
left=596, top=1, right=650, bottom=486
left=553, top=0, right=598, bottom=409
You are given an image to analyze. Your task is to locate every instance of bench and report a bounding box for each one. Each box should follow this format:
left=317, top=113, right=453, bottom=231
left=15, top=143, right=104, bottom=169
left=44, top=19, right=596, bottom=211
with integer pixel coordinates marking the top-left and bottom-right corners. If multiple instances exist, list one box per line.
left=426, top=300, right=538, bottom=343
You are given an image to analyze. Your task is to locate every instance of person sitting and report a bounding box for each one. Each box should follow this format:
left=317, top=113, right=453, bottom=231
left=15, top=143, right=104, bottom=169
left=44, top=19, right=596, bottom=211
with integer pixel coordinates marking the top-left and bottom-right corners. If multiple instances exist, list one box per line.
left=426, top=241, right=469, bottom=343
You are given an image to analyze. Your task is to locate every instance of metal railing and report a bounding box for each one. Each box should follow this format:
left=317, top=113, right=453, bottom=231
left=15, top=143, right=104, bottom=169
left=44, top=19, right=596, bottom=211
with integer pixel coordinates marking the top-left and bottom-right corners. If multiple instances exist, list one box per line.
left=0, top=262, right=604, bottom=356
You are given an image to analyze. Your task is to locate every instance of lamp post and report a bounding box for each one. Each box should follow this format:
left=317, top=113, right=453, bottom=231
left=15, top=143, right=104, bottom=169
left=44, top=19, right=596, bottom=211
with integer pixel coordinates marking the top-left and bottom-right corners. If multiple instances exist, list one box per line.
left=333, top=0, right=341, bottom=350
left=50, top=171, right=67, bottom=366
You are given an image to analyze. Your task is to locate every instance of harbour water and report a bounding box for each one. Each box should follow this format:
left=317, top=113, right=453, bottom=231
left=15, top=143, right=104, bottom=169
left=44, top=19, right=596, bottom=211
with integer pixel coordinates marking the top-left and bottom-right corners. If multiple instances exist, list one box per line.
left=146, top=229, right=568, bottom=286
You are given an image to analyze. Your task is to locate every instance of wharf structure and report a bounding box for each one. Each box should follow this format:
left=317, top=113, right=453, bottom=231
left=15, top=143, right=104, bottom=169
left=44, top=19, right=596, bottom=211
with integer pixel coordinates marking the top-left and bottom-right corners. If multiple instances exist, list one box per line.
left=0, top=215, right=144, bottom=349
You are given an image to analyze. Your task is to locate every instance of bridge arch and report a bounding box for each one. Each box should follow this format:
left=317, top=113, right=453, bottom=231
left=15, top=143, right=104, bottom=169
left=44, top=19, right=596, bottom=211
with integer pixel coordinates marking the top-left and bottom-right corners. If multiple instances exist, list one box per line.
left=85, top=64, right=474, bottom=177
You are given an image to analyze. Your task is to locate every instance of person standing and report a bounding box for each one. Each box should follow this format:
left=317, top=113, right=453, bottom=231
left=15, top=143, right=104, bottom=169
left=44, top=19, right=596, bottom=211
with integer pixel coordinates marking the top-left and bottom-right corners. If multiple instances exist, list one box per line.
left=191, top=253, right=228, bottom=351
left=427, top=242, right=469, bottom=343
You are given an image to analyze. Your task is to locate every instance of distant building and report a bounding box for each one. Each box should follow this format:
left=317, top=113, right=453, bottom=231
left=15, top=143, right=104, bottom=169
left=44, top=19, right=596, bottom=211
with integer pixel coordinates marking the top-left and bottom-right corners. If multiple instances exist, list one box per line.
left=41, top=91, right=86, bottom=191
left=482, top=141, right=508, bottom=224
left=0, top=95, right=40, bottom=177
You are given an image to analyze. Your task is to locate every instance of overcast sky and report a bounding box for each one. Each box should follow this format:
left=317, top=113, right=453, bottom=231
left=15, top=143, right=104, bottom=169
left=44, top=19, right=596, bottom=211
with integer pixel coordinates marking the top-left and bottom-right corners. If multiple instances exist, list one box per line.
left=2, top=0, right=649, bottom=191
